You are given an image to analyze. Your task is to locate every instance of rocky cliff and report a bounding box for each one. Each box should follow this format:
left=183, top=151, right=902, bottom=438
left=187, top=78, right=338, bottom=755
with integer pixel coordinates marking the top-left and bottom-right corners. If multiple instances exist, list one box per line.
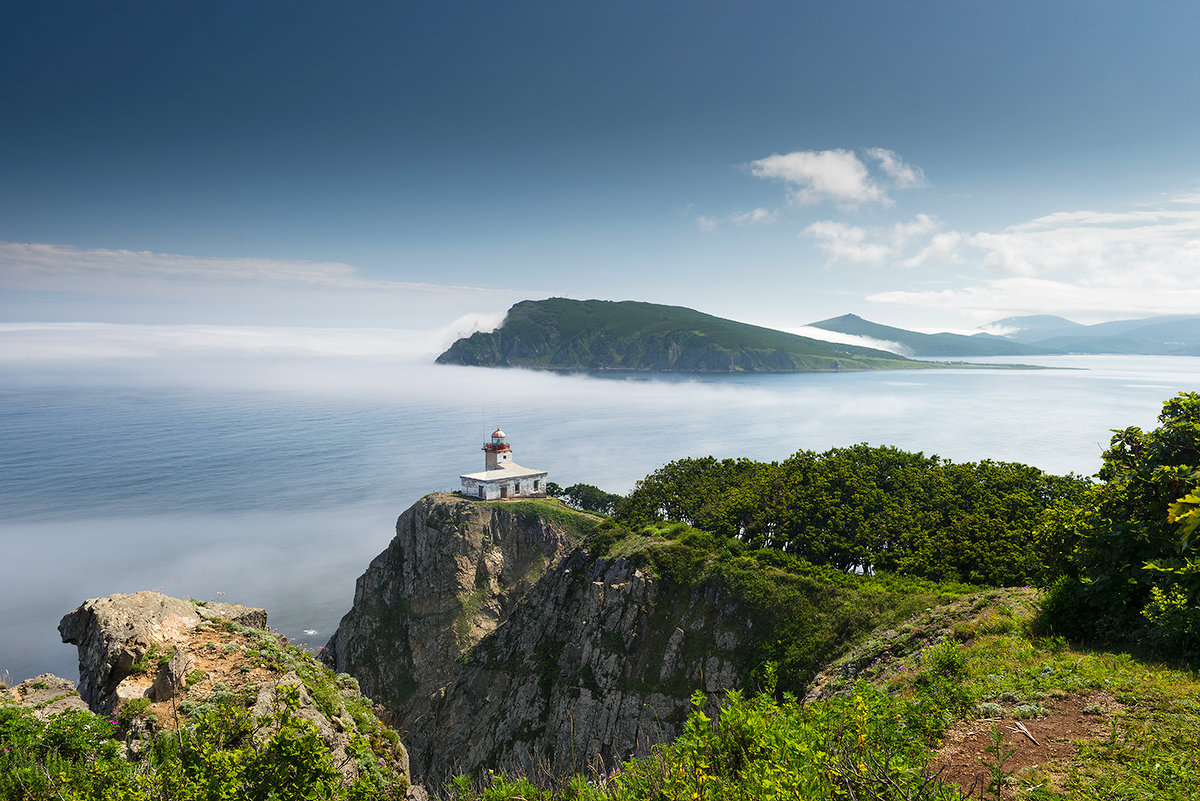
left=325, top=495, right=825, bottom=784
left=322, top=494, right=593, bottom=714
left=408, top=548, right=756, bottom=781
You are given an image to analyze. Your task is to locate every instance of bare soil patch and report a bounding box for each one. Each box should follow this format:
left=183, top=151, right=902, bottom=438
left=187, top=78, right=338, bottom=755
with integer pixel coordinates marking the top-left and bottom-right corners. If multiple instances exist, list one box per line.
left=142, top=623, right=279, bottom=729
left=935, top=692, right=1122, bottom=798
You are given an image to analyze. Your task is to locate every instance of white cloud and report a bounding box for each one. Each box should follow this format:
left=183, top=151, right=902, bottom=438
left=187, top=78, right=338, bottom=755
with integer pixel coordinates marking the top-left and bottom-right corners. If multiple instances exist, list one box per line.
left=1166, top=189, right=1200, bottom=205
left=901, top=231, right=964, bottom=268
left=0, top=322, right=438, bottom=362
left=697, top=207, right=777, bottom=231
left=782, top=325, right=911, bottom=356
left=804, top=221, right=890, bottom=264
left=747, top=147, right=926, bottom=208
left=865, top=148, right=926, bottom=189
left=0, top=240, right=525, bottom=328
left=731, top=207, right=778, bottom=225
left=805, top=213, right=944, bottom=266
left=750, top=149, right=887, bottom=207
left=0, top=241, right=483, bottom=294
left=867, top=200, right=1200, bottom=321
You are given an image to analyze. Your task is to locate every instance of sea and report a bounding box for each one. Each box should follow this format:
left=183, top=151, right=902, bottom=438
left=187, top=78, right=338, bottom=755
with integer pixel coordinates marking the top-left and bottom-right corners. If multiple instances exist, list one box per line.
left=3, top=348, right=1199, bottom=684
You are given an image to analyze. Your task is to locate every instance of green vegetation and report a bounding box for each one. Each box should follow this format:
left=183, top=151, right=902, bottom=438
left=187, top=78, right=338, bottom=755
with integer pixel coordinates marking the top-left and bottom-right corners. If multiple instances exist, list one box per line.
left=1, top=617, right=409, bottom=800
left=436, top=298, right=941, bottom=372
left=436, top=587, right=1200, bottom=800
left=550, top=482, right=623, bottom=516
left=473, top=496, right=604, bottom=539
left=616, top=445, right=1089, bottom=585
left=1040, top=391, right=1200, bottom=657
left=583, top=518, right=972, bottom=694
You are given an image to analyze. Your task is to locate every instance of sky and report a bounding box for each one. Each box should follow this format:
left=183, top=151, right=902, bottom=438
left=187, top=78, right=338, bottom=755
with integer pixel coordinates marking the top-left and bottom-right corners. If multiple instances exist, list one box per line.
left=3, top=0, right=1200, bottom=351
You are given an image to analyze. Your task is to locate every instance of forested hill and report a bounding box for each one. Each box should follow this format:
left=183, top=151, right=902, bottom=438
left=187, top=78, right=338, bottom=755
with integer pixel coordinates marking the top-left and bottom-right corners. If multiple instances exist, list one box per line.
left=436, top=298, right=933, bottom=372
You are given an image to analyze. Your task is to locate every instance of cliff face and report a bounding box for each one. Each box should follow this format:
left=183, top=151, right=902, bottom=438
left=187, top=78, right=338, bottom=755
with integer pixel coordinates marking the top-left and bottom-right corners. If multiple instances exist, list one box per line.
left=410, top=549, right=751, bottom=782
left=323, top=494, right=591, bottom=721
left=325, top=495, right=755, bottom=784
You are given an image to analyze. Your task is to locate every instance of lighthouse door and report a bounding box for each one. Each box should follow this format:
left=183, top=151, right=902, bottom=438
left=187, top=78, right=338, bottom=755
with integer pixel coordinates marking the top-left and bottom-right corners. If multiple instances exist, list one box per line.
left=500, top=485, right=508, bottom=499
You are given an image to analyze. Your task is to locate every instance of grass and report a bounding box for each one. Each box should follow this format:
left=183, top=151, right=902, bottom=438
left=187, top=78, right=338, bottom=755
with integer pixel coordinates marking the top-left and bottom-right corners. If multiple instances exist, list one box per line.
left=455, top=494, right=604, bottom=540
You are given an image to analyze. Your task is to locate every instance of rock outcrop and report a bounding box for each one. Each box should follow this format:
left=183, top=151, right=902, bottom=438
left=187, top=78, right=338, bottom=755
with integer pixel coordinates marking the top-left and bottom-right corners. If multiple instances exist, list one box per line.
left=4, top=673, right=90, bottom=718
left=57, top=591, right=417, bottom=794
left=325, top=494, right=754, bottom=784
left=58, top=591, right=265, bottom=713
left=435, top=298, right=924, bottom=373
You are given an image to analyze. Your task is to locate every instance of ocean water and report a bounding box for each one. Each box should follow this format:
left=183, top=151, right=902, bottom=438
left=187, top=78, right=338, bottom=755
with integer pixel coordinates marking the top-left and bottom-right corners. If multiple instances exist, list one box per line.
left=3, top=351, right=1199, bottom=684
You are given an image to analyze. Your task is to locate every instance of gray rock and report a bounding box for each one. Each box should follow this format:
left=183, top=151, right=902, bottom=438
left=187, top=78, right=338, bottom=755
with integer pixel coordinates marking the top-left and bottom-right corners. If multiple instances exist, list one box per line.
left=58, top=591, right=205, bottom=713
left=324, top=493, right=580, bottom=714
left=251, top=671, right=410, bottom=784
left=4, top=673, right=90, bottom=718
left=197, top=602, right=268, bottom=630
left=326, top=494, right=752, bottom=784
left=148, top=649, right=194, bottom=702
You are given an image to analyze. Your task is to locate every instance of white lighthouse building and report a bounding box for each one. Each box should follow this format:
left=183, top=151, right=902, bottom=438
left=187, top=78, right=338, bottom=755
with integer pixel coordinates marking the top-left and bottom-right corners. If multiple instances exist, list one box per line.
left=459, top=429, right=549, bottom=500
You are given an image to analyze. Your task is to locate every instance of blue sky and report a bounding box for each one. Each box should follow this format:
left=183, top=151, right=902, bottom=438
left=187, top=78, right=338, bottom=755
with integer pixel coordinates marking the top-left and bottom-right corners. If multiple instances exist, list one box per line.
left=3, top=0, right=1199, bottom=342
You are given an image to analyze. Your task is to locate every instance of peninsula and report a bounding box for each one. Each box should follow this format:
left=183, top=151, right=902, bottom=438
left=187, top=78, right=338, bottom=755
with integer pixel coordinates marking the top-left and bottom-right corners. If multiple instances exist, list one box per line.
left=437, top=298, right=931, bottom=373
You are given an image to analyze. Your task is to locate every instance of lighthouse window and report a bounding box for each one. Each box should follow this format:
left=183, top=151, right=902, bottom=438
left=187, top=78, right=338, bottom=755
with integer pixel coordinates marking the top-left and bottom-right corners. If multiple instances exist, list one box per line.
left=533, top=480, right=539, bottom=491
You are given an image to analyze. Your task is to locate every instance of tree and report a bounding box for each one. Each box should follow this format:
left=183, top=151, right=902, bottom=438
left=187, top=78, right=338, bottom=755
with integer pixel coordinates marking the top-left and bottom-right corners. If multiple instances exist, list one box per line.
left=616, top=444, right=1087, bottom=584
left=560, top=483, right=622, bottom=516
left=1043, top=392, right=1200, bottom=655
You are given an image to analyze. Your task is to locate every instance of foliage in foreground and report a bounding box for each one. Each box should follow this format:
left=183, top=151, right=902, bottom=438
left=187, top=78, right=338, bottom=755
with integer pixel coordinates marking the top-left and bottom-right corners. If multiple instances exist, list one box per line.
left=443, top=682, right=968, bottom=801
left=0, top=613, right=410, bottom=801
left=442, top=585, right=1200, bottom=801
left=1041, top=392, right=1200, bottom=657
left=0, top=695, right=406, bottom=801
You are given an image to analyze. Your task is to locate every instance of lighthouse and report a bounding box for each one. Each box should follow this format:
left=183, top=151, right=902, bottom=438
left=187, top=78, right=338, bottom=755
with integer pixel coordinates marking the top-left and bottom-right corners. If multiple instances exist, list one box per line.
left=459, top=428, right=549, bottom=500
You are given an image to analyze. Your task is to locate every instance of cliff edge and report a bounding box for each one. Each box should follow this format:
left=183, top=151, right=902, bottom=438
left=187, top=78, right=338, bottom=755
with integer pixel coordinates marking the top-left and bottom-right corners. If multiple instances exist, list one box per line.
left=325, top=494, right=941, bottom=784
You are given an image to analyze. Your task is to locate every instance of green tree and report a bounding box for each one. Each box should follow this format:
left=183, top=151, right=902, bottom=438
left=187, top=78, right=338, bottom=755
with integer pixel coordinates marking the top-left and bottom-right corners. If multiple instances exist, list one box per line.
left=560, top=483, right=622, bottom=516
left=618, top=444, right=1087, bottom=585
left=1043, top=392, right=1200, bottom=655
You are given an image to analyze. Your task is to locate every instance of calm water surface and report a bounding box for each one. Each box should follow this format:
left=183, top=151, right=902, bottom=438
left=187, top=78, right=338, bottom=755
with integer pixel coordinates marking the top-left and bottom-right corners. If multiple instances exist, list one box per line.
left=2, top=353, right=1198, bottom=682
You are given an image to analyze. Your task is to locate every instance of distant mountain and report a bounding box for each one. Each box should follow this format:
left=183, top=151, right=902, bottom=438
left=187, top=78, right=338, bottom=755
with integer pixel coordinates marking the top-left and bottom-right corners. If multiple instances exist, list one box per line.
left=436, top=299, right=936, bottom=373
left=983, top=314, right=1200, bottom=355
left=808, top=314, right=1056, bottom=357
left=984, top=315, right=1087, bottom=343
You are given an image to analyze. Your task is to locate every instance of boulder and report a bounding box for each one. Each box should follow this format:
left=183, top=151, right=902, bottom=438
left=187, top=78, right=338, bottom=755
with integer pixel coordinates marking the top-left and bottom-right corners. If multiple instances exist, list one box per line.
left=58, top=591, right=208, bottom=713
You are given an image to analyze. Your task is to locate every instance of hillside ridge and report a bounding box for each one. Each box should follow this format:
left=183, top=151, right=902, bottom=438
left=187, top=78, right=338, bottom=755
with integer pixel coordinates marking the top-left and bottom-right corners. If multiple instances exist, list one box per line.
left=436, top=298, right=934, bottom=372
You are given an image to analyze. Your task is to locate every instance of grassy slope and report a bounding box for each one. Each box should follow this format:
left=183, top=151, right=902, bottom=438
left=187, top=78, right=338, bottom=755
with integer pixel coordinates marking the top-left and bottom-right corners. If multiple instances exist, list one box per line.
left=440, top=509, right=1200, bottom=800
left=860, top=589, right=1200, bottom=800
left=438, top=298, right=939, bottom=372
